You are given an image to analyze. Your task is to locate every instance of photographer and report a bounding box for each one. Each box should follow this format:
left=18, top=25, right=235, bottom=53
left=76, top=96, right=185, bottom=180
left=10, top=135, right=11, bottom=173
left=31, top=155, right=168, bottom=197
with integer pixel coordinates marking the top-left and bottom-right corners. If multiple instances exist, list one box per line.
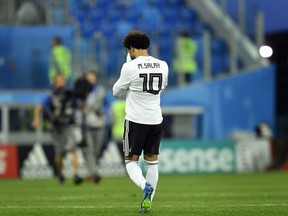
left=32, top=74, right=83, bottom=185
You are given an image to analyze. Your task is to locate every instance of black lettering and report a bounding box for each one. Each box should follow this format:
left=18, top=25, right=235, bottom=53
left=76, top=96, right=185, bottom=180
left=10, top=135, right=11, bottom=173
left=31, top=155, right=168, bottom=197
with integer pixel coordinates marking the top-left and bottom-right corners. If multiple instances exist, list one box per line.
left=139, top=73, right=163, bottom=95
left=138, top=62, right=160, bottom=69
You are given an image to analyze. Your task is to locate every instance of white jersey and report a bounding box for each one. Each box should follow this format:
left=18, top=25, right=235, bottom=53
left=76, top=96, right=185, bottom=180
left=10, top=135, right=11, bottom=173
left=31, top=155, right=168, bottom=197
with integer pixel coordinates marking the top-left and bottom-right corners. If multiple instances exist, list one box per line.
left=113, top=55, right=169, bottom=125
left=126, top=53, right=132, bottom=63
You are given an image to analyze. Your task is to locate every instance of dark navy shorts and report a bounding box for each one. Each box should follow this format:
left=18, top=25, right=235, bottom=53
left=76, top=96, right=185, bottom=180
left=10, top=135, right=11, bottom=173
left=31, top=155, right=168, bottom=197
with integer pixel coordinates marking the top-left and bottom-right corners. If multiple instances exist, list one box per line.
left=123, top=120, right=162, bottom=157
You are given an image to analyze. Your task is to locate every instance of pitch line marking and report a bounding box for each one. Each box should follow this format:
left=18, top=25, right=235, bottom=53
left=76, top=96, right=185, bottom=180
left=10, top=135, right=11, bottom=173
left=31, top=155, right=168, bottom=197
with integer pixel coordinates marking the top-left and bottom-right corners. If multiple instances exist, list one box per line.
left=1, top=203, right=288, bottom=209
left=219, top=203, right=288, bottom=207
left=0, top=206, right=114, bottom=209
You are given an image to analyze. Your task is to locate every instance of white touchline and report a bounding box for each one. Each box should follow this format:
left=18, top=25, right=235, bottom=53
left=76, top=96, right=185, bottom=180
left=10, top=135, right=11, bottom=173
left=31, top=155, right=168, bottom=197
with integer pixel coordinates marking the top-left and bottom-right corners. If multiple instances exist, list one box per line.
left=0, top=206, right=115, bottom=209
left=219, top=203, right=288, bottom=207
left=0, top=203, right=287, bottom=209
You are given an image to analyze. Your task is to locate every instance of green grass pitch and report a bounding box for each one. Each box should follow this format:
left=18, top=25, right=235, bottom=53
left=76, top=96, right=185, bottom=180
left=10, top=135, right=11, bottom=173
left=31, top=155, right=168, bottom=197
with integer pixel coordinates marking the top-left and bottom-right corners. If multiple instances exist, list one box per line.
left=0, top=172, right=287, bottom=216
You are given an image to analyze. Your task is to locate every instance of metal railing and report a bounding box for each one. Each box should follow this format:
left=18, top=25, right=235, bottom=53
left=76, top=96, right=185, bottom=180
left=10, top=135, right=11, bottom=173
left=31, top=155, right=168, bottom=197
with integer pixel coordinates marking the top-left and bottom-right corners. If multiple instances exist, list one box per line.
left=187, top=0, right=268, bottom=75
left=0, top=96, right=204, bottom=144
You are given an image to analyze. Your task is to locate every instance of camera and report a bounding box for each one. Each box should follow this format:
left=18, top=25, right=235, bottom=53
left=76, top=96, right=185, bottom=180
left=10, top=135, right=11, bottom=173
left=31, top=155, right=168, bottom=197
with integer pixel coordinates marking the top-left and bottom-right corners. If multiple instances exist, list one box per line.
left=73, top=76, right=93, bottom=101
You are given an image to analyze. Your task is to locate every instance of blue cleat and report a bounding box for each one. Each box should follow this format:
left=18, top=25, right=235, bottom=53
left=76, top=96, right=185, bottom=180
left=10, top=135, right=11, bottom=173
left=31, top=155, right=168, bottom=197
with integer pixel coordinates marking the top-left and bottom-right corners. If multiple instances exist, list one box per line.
left=139, top=182, right=154, bottom=213
left=138, top=208, right=150, bottom=214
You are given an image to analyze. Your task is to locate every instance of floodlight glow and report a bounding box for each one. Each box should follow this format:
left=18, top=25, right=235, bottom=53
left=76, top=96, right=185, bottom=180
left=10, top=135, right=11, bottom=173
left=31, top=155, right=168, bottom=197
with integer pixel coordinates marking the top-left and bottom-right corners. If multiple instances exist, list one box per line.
left=259, top=45, right=273, bottom=58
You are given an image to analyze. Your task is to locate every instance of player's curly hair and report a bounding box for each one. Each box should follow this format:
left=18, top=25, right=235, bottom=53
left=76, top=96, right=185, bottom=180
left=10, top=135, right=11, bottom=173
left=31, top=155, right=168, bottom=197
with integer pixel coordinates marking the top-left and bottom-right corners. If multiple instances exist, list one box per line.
left=123, top=31, right=150, bottom=50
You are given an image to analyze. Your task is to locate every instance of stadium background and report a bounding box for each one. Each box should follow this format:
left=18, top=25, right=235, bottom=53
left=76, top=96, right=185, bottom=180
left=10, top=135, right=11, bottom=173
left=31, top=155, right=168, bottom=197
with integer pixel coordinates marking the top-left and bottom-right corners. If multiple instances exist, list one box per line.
left=0, top=0, right=287, bottom=179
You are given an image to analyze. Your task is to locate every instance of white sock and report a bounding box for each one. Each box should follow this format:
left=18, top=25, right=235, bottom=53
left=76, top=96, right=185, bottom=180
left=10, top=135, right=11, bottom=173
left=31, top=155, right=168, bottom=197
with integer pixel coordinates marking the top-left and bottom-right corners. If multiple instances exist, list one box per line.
left=125, top=160, right=146, bottom=190
left=145, top=160, right=159, bottom=201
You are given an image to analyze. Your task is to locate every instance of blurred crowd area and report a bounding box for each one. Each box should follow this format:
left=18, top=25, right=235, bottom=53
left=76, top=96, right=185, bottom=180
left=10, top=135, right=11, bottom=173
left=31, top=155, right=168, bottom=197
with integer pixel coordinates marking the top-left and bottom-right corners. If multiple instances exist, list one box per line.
left=0, top=0, right=70, bottom=26
left=0, top=0, right=281, bottom=141
left=0, top=0, right=238, bottom=134
left=1, top=0, right=255, bottom=89
left=0, top=0, right=287, bottom=174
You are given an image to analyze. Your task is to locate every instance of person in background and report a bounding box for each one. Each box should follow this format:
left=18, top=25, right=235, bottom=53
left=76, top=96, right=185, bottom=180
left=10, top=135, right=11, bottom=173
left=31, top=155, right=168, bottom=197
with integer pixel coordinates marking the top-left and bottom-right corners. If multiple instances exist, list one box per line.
left=113, top=31, right=169, bottom=213
left=111, top=99, right=126, bottom=164
left=15, top=0, right=43, bottom=25
left=49, top=36, right=72, bottom=83
left=77, top=71, right=106, bottom=183
left=32, top=73, right=83, bottom=185
left=173, top=30, right=198, bottom=86
left=255, top=121, right=273, bottom=139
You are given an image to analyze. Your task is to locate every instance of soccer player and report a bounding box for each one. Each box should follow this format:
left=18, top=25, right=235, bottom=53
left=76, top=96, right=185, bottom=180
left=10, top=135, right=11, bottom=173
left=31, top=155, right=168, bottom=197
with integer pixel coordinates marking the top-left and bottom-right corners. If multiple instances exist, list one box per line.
left=112, top=31, right=169, bottom=213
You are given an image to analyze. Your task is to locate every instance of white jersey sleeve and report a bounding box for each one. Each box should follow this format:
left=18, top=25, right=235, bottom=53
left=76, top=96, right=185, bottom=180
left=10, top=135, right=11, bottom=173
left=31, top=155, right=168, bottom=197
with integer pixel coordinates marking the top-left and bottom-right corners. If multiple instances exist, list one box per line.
left=112, top=53, right=132, bottom=98
left=112, top=63, right=131, bottom=98
left=113, top=56, right=169, bottom=125
left=126, top=53, right=132, bottom=62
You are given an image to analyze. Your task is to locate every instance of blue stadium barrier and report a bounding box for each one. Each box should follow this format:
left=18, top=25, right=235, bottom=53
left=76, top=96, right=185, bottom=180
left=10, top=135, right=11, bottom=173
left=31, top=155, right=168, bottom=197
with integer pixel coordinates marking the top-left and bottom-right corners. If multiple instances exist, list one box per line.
left=0, top=27, right=73, bottom=89
left=161, top=65, right=275, bottom=139
left=0, top=91, right=48, bottom=104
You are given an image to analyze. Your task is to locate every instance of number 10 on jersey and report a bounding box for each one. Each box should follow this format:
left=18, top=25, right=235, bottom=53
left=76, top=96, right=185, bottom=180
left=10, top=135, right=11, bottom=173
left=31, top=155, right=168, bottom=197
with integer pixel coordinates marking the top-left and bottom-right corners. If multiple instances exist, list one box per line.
left=139, top=73, right=163, bottom=95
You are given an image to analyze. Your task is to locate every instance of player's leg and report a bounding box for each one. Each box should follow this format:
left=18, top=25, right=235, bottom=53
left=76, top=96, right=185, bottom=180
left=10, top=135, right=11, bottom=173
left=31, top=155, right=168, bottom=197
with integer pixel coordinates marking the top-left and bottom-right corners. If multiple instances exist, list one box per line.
left=54, top=154, right=64, bottom=182
left=70, top=150, right=83, bottom=185
left=84, top=129, right=97, bottom=181
left=87, top=128, right=104, bottom=183
left=185, top=72, right=193, bottom=84
left=142, top=123, right=162, bottom=208
left=144, top=154, right=158, bottom=202
left=124, top=120, right=147, bottom=190
left=94, top=128, right=105, bottom=183
left=125, top=155, right=146, bottom=189
left=65, top=126, right=83, bottom=185
left=123, top=120, right=156, bottom=213
left=177, top=72, right=186, bottom=86
left=52, top=129, right=65, bottom=183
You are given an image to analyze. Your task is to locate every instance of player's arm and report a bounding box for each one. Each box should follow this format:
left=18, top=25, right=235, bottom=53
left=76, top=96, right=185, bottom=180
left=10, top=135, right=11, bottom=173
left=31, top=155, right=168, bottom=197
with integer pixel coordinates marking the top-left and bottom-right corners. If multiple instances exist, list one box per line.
left=31, top=95, right=50, bottom=128
left=113, top=64, right=130, bottom=98
left=32, top=104, right=43, bottom=128
left=161, top=62, right=169, bottom=92
left=126, top=53, right=132, bottom=63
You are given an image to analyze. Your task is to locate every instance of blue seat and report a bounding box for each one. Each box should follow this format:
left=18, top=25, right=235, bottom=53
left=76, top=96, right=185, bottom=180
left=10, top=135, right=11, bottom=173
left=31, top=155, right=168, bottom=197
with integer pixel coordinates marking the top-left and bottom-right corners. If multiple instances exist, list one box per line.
left=166, top=0, right=185, bottom=7
left=136, top=23, right=154, bottom=36
left=89, top=0, right=109, bottom=10
left=156, top=23, right=173, bottom=40
left=179, top=7, right=197, bottom=24
left=193, top=22, right=212, bottom=35
left=72, top=10, right=87, bottom=24
left=211, top=54, right=229, bottom=75
left=148, top=0, right=165, bottom=8
left=161, top=8, right=178, bottom=25
left=131, top=0, right=148, bottom=9
left=77, top=0, right=93, bottom=11
left=124, top=10, right=141, bottom=24
left=90, top=9, right=105, bottom=27
left=107, top=9, right=122, bottom=22
left=211, top=39, right=227, bottom=55
left=80, top=21, right=98, bottom=38
left=100, top=23, right=117, bottom=39
left=116, top=20, right=134, bottom=39
left=141, top=6, right=161, bottom=28
left=157, top=37, right=174, bottom=62
left=174, top=23, right=194, bottom=35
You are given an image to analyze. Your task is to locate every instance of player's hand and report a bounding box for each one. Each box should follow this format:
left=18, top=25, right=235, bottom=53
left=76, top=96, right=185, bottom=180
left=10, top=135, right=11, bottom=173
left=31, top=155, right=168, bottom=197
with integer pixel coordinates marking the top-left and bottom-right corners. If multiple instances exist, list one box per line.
left=31, top=118, right=40, bottom=129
